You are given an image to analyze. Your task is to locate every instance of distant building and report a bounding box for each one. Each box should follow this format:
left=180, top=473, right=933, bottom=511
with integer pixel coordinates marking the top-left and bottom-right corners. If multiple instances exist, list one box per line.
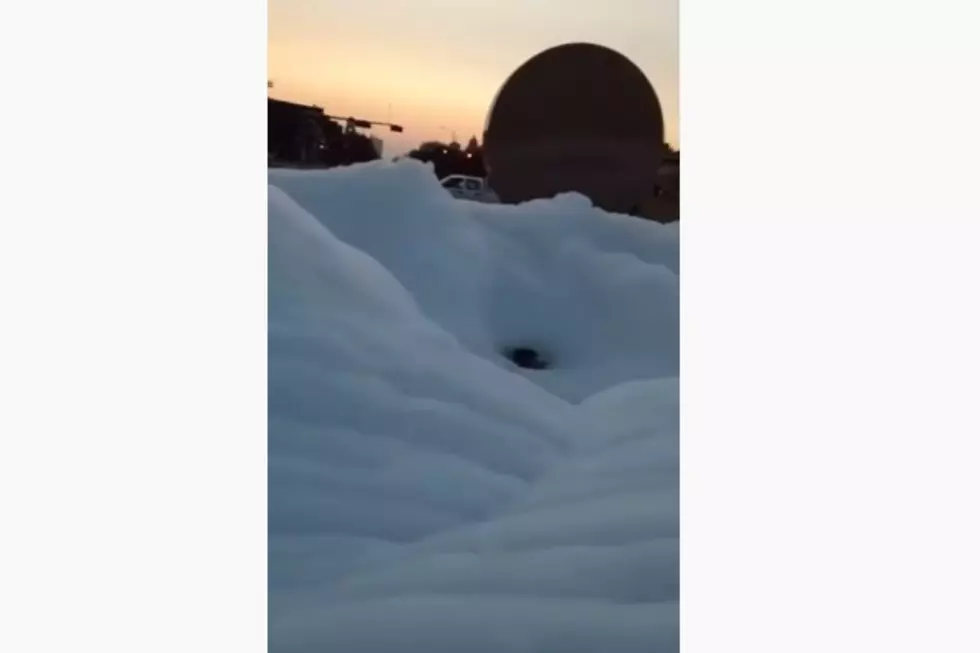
left=268, top=98, right=386, bottom=168
left=657, top=150, right=679, bottom=197
left=636, top=151, right=679, bottom=223
left=268, top=98, right=341, bottom=165
left=369, top=136, right=384, bottom=158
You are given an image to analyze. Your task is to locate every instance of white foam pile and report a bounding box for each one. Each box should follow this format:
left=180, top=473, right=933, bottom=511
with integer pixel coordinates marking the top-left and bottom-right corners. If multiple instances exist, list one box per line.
left=268, top=159, right=679, bottom=653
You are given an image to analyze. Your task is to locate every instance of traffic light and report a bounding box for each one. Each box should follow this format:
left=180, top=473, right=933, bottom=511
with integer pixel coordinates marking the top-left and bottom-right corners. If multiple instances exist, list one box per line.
left=389, top=124, right=404, bottom=133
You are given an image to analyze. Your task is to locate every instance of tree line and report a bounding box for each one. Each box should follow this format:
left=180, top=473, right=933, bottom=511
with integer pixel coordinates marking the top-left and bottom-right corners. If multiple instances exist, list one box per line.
left=401, top=137, right=677, bottom=180
left=401, top=137, right=486, bottom=179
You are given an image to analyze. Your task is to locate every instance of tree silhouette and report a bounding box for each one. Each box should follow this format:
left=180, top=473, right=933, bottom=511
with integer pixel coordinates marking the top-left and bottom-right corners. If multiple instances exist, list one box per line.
left=406, top=138, right=485, bottom=179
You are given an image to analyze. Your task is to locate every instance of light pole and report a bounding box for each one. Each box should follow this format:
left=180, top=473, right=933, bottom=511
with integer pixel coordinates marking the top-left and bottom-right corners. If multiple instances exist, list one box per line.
left=439, top=126, right=457, bottom=143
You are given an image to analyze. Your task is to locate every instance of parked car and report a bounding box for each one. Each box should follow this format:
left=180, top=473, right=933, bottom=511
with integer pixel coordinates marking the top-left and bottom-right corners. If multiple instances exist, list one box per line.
left=439, top=175, right=500, bottom=203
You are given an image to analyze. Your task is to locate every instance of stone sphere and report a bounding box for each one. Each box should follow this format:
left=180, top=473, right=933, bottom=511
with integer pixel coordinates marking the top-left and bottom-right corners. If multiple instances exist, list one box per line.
left=484, top=43, right=665, bottom=214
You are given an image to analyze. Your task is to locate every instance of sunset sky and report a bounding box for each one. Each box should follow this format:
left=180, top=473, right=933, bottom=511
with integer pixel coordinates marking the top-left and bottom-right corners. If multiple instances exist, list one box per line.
left=268, top=0, right=678, bottom=156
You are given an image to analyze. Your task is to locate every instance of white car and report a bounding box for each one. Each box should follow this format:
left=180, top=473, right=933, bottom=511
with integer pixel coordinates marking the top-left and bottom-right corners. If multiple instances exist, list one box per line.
left=439, top=175, right=500, bottom=203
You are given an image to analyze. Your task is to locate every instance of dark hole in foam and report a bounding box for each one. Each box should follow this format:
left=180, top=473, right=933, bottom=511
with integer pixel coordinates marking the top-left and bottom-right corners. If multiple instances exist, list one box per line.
left=504, top=346, right=551, bottom=370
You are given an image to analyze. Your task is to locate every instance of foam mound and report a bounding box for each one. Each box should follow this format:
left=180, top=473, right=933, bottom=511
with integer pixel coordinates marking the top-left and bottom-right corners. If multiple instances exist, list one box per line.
left=268, top=159, right=679, bottom=653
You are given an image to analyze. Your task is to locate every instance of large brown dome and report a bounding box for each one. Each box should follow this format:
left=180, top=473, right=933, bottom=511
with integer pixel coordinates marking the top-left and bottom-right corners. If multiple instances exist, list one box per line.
left=483, top=43, right=664, bottom=214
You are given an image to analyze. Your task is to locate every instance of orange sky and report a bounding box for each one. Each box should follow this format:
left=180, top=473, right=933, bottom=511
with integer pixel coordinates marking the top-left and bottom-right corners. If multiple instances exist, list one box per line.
left=268, top=0, right=678, bottom=156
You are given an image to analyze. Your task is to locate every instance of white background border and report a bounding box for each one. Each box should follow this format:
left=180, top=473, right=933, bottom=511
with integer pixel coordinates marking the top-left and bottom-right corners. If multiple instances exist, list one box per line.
left=681, top=0, right=980, bottom=650
left=0, top=0, right=267, bottom=650
left=2, top=0, right=980, bottom=650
